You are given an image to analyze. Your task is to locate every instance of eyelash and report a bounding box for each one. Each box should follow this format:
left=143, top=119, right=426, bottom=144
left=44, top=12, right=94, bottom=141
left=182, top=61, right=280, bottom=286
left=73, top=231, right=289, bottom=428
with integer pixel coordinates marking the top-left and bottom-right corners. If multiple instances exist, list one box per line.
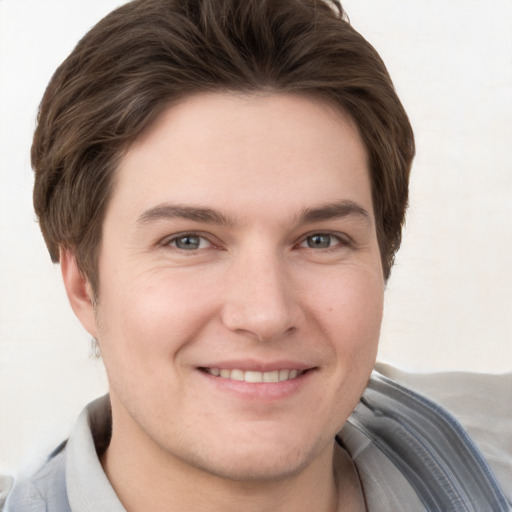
left=161, top=231, right=351, bottom=253
left=297, top=232, right=352, bottom=251
left=162, top=232, right=216, bottom=251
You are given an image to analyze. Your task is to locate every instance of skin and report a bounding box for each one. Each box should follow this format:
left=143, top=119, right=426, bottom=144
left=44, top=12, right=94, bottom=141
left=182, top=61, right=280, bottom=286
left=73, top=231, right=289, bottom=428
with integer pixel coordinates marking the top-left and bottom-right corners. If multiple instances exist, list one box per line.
left=62, top=92, right=384, bottom=512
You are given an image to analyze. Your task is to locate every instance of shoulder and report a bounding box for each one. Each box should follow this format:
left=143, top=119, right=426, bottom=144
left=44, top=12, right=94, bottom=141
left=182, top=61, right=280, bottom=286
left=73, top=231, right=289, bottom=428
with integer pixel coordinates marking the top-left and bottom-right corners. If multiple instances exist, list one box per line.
left=0, top=476, right=14, bottom=511
left=4, top=395, right=112, bottom=512
left=348, top=365, right=512, bottom=511
left=3, top=441, right=71, bottom=512
left=375, top=362, right=512, bottom=497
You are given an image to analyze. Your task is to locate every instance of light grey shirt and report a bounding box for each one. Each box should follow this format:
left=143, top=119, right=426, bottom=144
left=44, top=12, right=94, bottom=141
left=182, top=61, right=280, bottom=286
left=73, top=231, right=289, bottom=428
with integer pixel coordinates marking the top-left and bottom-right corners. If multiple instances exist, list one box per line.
left=4, top=366, right=512, bottom=511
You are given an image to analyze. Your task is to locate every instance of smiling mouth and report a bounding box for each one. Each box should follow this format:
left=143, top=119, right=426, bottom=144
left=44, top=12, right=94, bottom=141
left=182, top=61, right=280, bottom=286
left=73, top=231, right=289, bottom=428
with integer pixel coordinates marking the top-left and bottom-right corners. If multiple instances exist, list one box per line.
left=201, top=368, right=307, bottom=383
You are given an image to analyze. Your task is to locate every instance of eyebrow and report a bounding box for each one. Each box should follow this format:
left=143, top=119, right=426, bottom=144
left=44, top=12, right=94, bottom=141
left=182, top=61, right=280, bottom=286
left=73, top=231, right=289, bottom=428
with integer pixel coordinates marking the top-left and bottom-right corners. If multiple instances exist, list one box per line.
left=136, top=200, right=371, bottom=227
left=297, top=200, right=371, bottom=226
left=137, top=204, right=235, bottom=226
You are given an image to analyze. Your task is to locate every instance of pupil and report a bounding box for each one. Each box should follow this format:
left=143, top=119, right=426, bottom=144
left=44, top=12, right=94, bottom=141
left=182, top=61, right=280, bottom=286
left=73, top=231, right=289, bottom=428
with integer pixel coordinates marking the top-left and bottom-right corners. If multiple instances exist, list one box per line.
left=308, top=234, right=330, bottom=248
left=176, top=235, right=200, bottom=250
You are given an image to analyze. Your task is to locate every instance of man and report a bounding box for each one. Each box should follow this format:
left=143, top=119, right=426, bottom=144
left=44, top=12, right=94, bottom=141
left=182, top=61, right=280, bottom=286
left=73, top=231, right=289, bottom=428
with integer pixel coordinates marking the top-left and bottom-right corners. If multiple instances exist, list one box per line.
left=3, top=0, right=511, bottom=510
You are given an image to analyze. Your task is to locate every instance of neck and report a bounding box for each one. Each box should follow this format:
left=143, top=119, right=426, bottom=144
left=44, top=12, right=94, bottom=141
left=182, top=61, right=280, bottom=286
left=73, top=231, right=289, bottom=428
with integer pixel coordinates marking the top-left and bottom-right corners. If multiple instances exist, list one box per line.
left=101, top=401, right=365, bottom=512
left=102, top=440, right=339, bottom=512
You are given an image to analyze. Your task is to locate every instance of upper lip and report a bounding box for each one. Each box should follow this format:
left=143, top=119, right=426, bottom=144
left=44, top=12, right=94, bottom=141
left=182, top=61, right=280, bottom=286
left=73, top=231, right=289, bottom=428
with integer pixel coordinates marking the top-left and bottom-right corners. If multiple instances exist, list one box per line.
left=198, top=360, right=315, bottom=372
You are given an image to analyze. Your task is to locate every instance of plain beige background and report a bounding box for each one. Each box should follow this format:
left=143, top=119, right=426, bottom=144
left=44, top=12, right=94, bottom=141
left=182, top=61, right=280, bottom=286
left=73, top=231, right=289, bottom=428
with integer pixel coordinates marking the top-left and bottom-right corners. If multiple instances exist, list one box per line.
left=1, top=0, right=511, bottom=475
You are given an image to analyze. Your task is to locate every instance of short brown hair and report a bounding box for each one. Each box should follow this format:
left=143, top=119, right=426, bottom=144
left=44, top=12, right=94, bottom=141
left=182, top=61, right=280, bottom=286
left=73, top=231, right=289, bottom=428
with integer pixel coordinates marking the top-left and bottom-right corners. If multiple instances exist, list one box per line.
left=32, top=0, right=414, bottom=292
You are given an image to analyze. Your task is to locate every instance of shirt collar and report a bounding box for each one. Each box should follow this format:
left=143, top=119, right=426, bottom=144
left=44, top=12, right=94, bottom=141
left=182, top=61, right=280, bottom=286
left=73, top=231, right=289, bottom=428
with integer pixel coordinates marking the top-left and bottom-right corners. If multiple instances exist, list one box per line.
left=65, top=394, right=423, bottom=512
left=66, top=395, right=126, bottom=512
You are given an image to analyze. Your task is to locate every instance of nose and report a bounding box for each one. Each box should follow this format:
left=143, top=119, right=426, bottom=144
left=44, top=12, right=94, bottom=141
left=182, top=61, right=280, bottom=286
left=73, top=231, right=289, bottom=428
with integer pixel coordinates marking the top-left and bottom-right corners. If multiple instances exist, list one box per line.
left=220, top=249, right=302, bottom=342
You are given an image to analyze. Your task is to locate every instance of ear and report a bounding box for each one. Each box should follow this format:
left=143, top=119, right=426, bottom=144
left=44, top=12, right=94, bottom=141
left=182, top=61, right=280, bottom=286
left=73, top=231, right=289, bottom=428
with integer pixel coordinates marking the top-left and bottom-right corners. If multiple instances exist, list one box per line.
left=60, top=247, right=99, bottom=338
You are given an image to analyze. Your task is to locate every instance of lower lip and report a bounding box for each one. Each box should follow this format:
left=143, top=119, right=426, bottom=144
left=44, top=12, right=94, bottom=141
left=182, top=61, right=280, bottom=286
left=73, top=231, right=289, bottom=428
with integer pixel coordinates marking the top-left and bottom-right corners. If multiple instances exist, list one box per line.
left=198, top=369, right=315, bottom=401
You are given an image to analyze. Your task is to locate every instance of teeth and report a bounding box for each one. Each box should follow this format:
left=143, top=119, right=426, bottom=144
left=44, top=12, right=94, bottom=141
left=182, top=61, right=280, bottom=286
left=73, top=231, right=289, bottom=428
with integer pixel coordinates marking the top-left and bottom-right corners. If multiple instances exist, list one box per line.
left=263, top=370, right=279, bottom=383
left=245, top=370, right=263, bottom=383
left=230, top=369, right=245, bottom=381
left=205, top=368, right=304, bottom=382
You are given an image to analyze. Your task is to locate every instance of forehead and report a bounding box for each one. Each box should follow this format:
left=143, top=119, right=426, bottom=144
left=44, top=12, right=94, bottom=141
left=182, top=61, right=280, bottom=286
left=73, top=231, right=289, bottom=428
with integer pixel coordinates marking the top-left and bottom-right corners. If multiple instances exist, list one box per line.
left=110, top=92, right=372, bottom=223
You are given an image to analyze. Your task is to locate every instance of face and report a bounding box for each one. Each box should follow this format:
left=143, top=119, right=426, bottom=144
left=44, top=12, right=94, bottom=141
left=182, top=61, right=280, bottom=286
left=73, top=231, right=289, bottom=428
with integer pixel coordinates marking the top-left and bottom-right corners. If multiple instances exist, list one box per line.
left=78, top=93, right=384, bottom=482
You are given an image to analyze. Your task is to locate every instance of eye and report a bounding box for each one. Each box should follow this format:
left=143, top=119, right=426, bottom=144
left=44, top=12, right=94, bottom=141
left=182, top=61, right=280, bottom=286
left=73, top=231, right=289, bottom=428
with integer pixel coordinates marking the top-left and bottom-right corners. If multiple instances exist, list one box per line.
left=166, top=233, right=212, bottom=251
left=300, top=233, right=346, bottom=249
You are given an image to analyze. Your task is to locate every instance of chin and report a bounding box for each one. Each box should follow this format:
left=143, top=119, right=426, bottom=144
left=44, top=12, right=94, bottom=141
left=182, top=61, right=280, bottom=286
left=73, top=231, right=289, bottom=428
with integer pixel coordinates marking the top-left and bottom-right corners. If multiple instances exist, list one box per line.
left=187, top=447, right=314, bottom=483
left=173, top=426, right=333, bottom=484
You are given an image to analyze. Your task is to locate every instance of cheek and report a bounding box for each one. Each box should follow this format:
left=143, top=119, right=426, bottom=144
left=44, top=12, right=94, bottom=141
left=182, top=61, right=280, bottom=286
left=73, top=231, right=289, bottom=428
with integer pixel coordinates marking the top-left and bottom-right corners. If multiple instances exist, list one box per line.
left=344, top=278, right=383, bottom=340
left=313, top=267, right=384, bottom=358
left=320, top=269, right=383, bottom=414
left=311, top=260, right=383, bottom=316
left=96, top=269, right=217, bottom=362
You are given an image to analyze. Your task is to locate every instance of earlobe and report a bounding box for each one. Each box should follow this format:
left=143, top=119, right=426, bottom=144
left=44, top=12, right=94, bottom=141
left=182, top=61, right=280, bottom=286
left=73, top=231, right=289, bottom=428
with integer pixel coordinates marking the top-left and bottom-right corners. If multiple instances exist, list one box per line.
left=60, top=248, right=98, bottom=338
